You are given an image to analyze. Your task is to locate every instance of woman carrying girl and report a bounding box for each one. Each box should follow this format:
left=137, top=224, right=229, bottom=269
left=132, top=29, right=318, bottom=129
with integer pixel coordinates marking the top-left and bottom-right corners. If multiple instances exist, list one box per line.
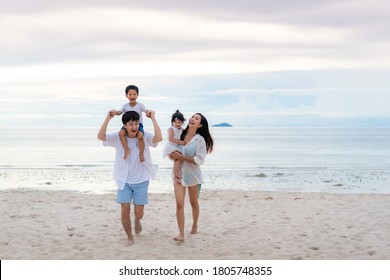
left=169, top=113, right=214, bottom=242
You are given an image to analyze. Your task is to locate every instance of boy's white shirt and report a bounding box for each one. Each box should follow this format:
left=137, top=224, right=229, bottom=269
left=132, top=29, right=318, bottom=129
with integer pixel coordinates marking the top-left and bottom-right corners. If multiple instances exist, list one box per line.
left=120, top=102, right=147, bottom=124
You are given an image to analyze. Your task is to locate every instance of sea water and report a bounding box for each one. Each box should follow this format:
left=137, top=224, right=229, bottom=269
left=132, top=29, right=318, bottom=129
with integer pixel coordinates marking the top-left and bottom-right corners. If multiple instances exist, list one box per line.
left=0, top=127, right=389, bottom=194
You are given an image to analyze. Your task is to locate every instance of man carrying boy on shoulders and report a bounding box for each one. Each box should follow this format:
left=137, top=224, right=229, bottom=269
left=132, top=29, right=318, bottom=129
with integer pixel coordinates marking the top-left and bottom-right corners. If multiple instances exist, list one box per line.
left=97, top=110, right=162, bottom=246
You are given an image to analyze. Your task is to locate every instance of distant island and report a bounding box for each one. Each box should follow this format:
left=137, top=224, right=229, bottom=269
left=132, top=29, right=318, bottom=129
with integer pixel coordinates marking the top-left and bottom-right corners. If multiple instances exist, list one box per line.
left=212, top=122, right=233, bottom=127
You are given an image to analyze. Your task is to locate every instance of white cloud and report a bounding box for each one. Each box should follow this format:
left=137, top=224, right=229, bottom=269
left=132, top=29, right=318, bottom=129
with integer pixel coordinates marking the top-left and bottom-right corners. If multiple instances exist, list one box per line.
left=1, top=1, right=390, bottom=127
left=0, top=7, right=365, bottom=66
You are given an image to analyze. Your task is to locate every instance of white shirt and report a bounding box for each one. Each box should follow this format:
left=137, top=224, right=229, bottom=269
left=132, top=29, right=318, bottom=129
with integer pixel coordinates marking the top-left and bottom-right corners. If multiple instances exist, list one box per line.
left=103, top=132, right=158, bottom=190
left=178, top=134, right=207, bottom=187
left=162, top=126, right=184, bottom=157
left=120, top=102, right=147, bottom=124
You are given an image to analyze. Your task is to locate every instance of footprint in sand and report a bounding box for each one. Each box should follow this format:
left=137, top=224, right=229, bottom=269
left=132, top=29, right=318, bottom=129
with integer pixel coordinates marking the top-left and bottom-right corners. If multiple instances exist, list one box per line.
left=72, top=245, right=86, bottom=251
left=291, top=256, right=303, bottom=260
left=367, top=250, right=376, bottom=256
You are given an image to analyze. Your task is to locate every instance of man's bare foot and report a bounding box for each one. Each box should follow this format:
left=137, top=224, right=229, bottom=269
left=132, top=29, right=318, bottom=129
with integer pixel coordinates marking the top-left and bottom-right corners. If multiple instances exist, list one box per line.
left=135, top=218, right=142, bottom=236
left=124, top=149, right=130, bottom=159
left=190, top=226, right=197, bottom=234
left=173, top=236, right=184, bottom=242
left=125, top=237, right=134, bottom=247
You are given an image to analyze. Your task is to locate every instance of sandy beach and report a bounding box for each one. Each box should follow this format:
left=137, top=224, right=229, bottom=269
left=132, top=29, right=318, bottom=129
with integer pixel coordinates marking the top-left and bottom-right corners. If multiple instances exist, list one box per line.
left=1, top=188, right=389, bottom=260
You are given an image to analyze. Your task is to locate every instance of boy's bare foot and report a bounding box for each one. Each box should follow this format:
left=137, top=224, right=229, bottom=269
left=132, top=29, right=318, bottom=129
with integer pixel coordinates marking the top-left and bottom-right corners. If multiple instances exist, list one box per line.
left=190, top=226, right=197, bottom=234
left=173, top=236, right=184, bottom=242
left=135, top=218, right=142, bottom=236
left=124, top=149, right=130, bottom=159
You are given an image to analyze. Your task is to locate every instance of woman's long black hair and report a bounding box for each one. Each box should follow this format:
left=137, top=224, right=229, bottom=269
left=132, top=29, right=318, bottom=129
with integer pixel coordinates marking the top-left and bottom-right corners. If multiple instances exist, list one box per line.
left=180, top=113, right=214, bottom=153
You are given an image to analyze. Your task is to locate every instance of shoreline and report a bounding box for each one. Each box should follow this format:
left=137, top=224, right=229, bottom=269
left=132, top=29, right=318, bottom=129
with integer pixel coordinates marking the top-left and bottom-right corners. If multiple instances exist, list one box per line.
left=1, top=189, right=389, bottom=260
left=1, top=168, right=389, bottom=195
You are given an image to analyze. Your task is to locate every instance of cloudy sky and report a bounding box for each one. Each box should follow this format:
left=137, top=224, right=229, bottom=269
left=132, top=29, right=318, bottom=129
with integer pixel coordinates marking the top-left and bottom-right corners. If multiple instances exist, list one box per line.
left=1, top=0, right=390, bottom=128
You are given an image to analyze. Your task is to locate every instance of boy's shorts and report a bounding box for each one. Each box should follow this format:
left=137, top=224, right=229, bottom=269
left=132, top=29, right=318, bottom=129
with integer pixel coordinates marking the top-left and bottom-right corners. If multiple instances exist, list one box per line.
left=121, top=123, right=144, bottom=135
left=117, top=181, right=149, bottom=205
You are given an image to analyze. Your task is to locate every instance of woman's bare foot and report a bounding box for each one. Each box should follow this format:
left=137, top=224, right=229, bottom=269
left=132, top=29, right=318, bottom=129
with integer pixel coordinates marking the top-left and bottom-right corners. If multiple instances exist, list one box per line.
left=173, top=235, right=184, bottom=242
left=135, top=218, right=142, bottom=236
left=125, top=236, right=134, bottom=247
left=190, top=226, right=197, bottom=234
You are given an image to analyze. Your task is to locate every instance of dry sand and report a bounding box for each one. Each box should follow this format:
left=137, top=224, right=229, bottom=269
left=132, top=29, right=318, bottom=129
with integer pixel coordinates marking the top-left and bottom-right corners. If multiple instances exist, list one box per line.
left=1, top=189, right=389, bottom=260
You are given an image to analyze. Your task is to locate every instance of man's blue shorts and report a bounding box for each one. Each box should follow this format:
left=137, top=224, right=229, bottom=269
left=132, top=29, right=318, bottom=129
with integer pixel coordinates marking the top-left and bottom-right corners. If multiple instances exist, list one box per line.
left=117, top=181, right=149, bottom=205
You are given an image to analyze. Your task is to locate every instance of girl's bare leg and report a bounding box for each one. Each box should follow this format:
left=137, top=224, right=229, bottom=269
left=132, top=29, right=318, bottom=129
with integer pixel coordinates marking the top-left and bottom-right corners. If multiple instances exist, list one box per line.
left=173, top=159, right=182, bottom=182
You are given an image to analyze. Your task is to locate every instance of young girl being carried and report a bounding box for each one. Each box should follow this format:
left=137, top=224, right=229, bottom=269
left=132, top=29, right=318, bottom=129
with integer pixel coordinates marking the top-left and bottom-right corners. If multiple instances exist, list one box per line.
left=163, top=110, right=186, bottom=181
